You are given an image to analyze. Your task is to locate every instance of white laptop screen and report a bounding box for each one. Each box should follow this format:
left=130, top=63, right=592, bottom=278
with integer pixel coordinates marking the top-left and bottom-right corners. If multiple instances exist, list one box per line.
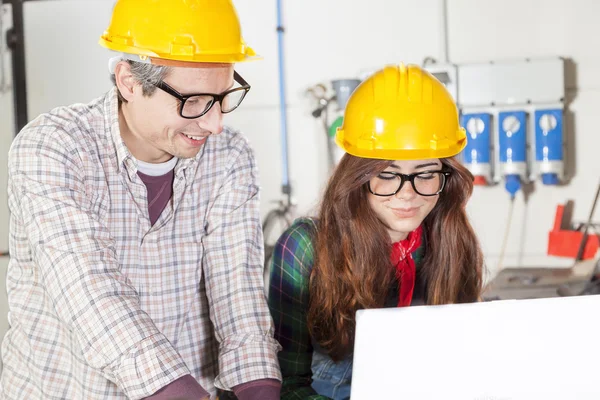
left=351, top=295, right=600, bottom=400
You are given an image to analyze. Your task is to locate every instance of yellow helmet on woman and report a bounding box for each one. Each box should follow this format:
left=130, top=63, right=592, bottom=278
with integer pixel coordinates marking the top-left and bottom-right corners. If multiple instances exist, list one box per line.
left=335, top=63, right=467, bottom=160
left=99, top=0, right=258, bottom=65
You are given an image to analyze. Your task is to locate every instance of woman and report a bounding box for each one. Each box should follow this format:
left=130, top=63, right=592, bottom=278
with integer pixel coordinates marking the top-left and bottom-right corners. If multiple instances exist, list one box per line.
left=268, top=63, right=484, bottom=400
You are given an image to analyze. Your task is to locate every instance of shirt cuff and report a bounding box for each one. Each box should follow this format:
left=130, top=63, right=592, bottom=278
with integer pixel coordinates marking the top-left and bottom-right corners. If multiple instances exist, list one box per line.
left=214, top=334, right=282, bottom=389
left=233, top=379, right=281, bottom=400
left=114, top=334, right=191, bottom=399
left=143, top=374, right=210, bottom=400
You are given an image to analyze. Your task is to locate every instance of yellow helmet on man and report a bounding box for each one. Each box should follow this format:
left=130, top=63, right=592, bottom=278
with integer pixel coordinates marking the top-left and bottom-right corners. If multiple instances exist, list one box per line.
left=99, top=0, right=259, bottom=66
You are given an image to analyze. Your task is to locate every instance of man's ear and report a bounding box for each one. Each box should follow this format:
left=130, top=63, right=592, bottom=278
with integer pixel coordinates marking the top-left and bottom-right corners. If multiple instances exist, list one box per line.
left=114, top=61, right=136, bottom=102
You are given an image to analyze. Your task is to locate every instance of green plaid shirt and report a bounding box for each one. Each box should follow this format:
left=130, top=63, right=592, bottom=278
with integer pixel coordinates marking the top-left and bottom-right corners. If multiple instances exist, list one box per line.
left=268, top=218, right=425, bottom=400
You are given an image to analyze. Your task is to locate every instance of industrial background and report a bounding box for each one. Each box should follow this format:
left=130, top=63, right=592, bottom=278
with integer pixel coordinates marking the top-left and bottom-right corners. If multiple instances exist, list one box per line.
left=1, top=0, right=599, bottom=373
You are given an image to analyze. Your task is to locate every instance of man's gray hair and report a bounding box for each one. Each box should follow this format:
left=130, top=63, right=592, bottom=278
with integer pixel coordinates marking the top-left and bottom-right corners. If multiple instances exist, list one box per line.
left=110, top=60, right=172, bottom=103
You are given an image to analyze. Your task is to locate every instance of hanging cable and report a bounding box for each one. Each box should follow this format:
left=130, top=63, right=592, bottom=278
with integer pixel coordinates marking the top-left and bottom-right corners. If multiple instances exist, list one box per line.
left=481, top=196, right=515, bottom=298
left=496, top=196, right=515, bottom=274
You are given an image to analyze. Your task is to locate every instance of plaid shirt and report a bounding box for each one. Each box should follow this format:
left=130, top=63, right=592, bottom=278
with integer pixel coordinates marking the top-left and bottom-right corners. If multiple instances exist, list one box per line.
left=1, top=88, right=281, bottom=400
left=268, top=218, right=425, bottom=400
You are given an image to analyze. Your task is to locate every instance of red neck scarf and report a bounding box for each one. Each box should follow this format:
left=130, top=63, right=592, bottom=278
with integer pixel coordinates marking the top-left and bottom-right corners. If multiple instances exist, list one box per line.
left=390, top=225, right=423, bottom=307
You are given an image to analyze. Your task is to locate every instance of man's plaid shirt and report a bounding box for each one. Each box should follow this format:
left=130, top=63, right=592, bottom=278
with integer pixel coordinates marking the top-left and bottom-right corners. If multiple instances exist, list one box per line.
left=1, top=88, right=281, bottom=399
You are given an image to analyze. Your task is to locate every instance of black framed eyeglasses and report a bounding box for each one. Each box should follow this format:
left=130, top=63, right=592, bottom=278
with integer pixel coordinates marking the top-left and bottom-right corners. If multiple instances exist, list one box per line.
left=152, top=71, right=251, bottom=119
left=368, top=170, right=451, bottom=197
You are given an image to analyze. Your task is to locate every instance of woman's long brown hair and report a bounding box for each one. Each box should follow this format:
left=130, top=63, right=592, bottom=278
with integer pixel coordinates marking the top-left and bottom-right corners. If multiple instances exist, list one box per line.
left=307, top=154, right=483, bottom=362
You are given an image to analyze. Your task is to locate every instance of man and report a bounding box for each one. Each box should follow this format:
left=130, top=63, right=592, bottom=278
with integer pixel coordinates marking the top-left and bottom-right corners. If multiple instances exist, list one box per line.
left=0, top=1, right=281, bottom=399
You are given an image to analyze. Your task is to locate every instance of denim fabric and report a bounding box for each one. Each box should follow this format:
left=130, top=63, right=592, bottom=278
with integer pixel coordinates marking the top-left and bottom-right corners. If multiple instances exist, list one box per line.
left=311, top=348, right=353, bottom=400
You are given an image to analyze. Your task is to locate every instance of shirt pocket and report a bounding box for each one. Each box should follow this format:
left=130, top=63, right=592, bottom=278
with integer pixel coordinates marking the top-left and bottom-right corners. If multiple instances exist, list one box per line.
left=134, top=241, right=203, bottom=341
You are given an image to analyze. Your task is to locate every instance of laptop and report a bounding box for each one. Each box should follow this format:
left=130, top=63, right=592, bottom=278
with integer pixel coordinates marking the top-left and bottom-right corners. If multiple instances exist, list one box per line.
left=351, top=294, right=600, bottom=400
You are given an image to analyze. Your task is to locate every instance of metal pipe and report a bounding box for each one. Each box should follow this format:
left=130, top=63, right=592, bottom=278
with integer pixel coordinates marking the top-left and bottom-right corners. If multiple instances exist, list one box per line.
left=5, top=0, right=28, bottom=135
left=0, top=1, right=12, bottom=93
left=4, top=0, right=53, bottom=136
left=276, top=0, right=291, bottom=201
left=440, top=0, right=449, bottom=63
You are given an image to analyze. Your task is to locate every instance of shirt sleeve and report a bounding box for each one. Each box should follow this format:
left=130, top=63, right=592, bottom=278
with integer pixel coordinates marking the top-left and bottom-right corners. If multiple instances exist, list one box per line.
left=267, top=218, right=330, bottom=399
left=201, top=137, right=282, bottom=390
left=8, top=126, right=191, bottom=400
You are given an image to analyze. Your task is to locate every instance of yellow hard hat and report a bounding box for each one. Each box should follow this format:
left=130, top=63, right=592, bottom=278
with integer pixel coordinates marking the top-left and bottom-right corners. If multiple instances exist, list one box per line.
left=99, top=0, right=258, bottom=65
left=335, top=63, right=467, bottom=160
